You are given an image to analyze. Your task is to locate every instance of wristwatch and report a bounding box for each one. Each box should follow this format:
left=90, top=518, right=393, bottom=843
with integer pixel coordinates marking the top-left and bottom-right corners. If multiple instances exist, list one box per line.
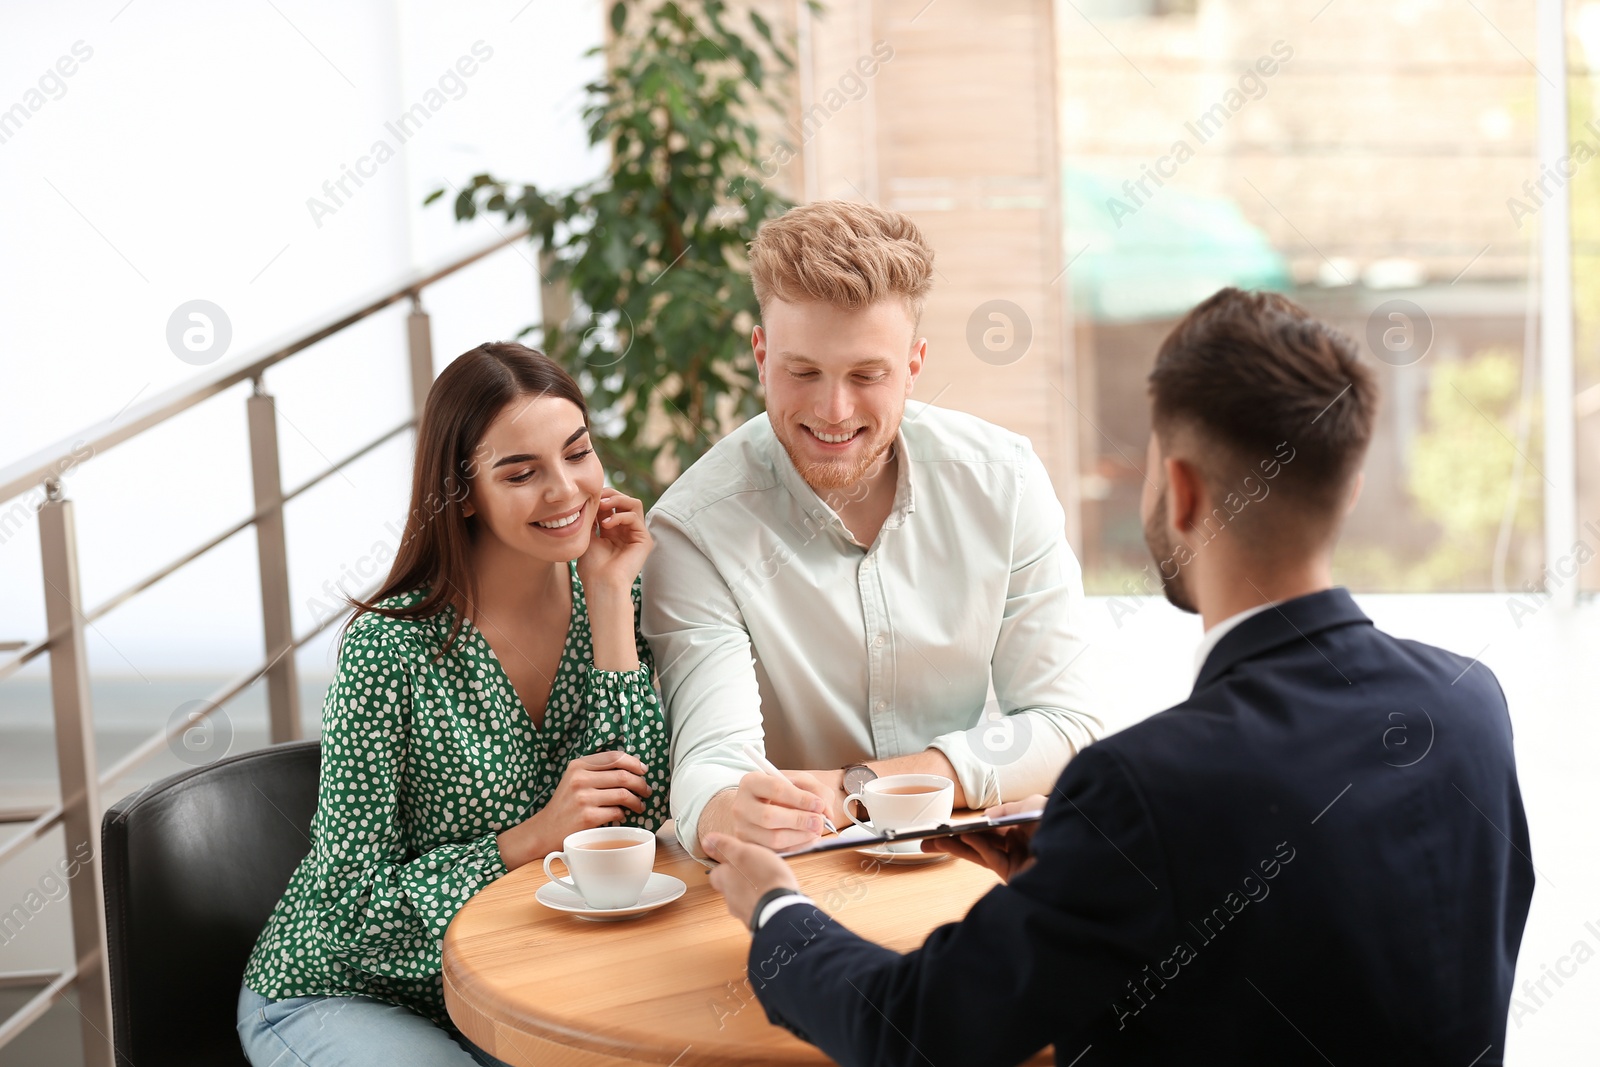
left=841, top=762, right=877, bottom=802
left=750, top=886, right=803, bottom=934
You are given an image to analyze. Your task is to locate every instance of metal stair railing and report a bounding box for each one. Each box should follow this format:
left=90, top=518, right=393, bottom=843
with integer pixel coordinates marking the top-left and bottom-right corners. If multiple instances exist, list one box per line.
left=0, top=227, right=529, bottom=1066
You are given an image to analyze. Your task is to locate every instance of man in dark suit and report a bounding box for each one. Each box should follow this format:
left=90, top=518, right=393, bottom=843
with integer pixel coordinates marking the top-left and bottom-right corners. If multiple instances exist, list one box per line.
left=703, top=287, right=1535, bottom=1065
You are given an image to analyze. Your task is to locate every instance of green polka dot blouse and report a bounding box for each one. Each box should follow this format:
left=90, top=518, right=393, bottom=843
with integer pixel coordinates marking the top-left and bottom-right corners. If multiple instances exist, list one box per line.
left=242, top=563, right=669, bottom=1027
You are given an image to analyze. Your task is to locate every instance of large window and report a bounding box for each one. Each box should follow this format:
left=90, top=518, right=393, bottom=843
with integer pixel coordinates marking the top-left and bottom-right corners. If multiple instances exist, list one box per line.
left=1059, top=0, right=1593, bottom=595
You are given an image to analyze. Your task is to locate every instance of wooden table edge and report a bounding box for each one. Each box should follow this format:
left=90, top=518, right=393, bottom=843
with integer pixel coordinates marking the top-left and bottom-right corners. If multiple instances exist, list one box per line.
left=442, top=826, right=1059, bottom=1066
left=443, top=946, right=827, bottom=1067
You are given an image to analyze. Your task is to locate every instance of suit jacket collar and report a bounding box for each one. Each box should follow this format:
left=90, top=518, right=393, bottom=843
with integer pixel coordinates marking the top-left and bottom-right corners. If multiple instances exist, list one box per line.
left=1193, top=587, right=1371, bottom=692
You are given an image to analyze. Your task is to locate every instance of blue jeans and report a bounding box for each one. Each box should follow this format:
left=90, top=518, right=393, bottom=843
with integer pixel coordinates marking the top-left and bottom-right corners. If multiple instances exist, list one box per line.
left=237, top=984, right=513, bottom=1067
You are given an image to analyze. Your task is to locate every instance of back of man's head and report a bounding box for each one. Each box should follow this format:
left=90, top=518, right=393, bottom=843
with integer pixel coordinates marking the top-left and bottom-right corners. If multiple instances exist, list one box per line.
left=1147, top=288, right=1378, bottom=554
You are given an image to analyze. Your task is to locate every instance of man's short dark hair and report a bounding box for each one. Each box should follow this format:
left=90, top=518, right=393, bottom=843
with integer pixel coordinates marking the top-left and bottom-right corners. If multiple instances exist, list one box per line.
left=1147, top=288, right=1378, bottom=538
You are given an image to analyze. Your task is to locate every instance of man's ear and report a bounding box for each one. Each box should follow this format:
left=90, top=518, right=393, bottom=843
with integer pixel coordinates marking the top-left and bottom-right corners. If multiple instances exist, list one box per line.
left=905, top=337, right=927, bottom=396
left=1346, top=470, right=1365, bottom=515
left=752, top=325, right=768, bottom=386
left=1164, top=455, right=1202, bottom=541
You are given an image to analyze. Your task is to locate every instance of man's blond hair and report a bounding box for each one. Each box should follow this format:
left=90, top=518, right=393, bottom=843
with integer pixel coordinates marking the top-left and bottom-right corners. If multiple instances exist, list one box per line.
left=747, top=200, right=935, bottom=327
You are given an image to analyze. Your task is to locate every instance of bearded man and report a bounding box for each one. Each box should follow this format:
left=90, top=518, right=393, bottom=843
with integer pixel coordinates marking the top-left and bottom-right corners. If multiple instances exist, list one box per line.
left=642, top=199, right=1098, bottom=859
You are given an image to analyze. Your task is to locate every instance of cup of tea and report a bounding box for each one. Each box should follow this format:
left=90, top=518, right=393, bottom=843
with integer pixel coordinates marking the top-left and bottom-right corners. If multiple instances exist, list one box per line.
left=542, top=826, right=656, bottom=909
left=845, top=773, right=955, bottom=852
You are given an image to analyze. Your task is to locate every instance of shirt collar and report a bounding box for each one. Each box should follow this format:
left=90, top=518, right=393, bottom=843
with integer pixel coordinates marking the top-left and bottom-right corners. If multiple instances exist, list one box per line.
left=1192, top=600, right=1279, bottom=682
left=881, top=428, right=916, bottom=529
left=1191, top=588, right=1372, bottom=691
left=764, top=419, right=916, bottom=548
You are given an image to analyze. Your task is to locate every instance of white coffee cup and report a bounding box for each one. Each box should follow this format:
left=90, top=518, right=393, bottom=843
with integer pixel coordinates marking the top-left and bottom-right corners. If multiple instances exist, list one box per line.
left=542, top=826, right=655, bottom=909
left=845, top=773, right=955, bottom=853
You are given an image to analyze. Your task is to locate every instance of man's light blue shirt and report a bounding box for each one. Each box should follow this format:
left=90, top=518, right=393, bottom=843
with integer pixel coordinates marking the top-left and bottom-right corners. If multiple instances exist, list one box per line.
left=642, top=401, right=1099, bottom=858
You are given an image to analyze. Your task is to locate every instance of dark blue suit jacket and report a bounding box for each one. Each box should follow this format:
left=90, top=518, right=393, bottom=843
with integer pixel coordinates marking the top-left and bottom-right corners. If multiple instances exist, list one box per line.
left=748, top=588, right=1534, bottom=1065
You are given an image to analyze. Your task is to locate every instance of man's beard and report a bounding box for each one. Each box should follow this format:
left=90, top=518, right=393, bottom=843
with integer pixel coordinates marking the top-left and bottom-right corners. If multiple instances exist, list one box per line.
left=778, top=422, right=898, bottom=494
left=1143, top=492, right=1198, bottom=614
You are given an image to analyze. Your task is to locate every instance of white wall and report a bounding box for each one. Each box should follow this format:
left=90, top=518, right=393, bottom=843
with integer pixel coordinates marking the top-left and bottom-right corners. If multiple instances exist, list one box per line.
left=0, top=0, right=607, bottom=677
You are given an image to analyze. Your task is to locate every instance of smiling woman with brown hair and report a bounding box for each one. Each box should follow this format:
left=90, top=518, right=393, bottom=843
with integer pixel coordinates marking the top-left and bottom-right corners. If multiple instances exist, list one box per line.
left=234, top=342, right=669, bottom=1067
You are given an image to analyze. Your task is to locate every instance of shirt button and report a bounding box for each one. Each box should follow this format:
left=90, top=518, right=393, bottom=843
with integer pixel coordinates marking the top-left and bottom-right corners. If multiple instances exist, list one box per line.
left=873, top=635, right=885, bottom=648
left=875, top=700, right=887, bottom=712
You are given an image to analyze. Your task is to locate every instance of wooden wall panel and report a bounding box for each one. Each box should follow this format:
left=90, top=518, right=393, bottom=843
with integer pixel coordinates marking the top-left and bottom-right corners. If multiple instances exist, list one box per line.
left=729, top=0, right=1081, bottom=544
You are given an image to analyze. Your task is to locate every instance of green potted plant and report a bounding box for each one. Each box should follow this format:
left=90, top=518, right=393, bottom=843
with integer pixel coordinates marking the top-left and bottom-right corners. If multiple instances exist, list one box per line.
left=432, top=0, right=801, bottom=502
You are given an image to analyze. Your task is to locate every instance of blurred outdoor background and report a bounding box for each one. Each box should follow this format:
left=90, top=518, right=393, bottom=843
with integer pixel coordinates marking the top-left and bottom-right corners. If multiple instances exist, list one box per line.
left=1, top=1, right=1596, bottom=1063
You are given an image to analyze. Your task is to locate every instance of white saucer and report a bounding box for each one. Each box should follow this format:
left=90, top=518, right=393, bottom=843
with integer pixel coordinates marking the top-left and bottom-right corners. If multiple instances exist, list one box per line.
left=854, top=844, right=951, bottom=865
left=535, top=872, right=687, bottom=921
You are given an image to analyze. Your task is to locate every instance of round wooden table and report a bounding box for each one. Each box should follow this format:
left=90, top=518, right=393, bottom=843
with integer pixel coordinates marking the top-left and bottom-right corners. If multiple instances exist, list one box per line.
left=443, top=823, right=1054, bottom=1066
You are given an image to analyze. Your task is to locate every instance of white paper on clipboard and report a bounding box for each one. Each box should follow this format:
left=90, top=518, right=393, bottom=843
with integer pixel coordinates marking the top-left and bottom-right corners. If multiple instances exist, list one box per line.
left=774, top=810, right=1044, bottom=859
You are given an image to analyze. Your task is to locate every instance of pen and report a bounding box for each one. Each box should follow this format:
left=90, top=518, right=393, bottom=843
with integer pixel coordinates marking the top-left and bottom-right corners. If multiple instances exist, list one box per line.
left=741, top=742, right=839, bottom=836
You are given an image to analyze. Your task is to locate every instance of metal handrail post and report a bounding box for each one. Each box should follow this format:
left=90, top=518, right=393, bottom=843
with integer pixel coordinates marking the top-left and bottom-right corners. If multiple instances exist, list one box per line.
left=407, top=294, right=434, bottom=423
left=246, top=380, right=301, bottom=742
left=37, top=484, right=114, bottom=1067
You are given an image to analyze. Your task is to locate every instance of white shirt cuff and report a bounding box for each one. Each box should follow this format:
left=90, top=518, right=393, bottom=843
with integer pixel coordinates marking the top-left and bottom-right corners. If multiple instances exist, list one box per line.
left=756, top=893, right=815, bottom=930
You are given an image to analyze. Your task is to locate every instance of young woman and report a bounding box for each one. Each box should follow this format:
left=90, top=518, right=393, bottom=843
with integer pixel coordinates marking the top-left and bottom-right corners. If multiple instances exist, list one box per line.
left=236, top=343, right=669, bottom=1067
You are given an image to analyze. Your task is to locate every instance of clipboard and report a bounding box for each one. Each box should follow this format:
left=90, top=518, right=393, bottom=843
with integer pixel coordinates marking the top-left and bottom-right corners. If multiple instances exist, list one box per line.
left=775, top=809, right=1044, bottom=859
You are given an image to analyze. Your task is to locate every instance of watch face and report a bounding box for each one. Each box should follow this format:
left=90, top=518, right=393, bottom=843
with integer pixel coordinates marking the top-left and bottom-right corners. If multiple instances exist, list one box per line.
left=843, top=765, right=877, bottom=794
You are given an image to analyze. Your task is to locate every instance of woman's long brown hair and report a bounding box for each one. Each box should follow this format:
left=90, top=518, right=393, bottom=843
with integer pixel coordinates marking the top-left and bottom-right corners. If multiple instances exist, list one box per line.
left=345, top=341, right=589, bottom=657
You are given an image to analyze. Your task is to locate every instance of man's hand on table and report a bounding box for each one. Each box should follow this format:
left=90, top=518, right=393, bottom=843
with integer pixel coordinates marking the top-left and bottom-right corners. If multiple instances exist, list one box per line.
left=793, top=750, right=969, bottom=829
left=705, top=833, right=801, bottom=929
left=922, top=795, right=1047, bottom=884
left=700, top=751, right=977, bottom=858
left=796, top=767, right=850, bottom=827
left=700, top=771, right=835, bottom=853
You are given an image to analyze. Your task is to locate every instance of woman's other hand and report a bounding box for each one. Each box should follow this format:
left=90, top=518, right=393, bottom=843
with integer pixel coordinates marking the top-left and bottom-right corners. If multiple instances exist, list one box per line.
left=496, top=750, right=653, bottom=869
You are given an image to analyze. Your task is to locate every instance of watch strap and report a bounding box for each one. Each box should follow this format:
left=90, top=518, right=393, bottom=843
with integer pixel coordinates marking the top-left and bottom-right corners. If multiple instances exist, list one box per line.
left=750, top=886, right=801, bottom=934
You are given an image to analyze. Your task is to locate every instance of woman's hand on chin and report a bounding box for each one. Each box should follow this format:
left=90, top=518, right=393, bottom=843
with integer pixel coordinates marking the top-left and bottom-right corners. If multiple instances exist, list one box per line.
left=576, top=488, right=652, bottom=595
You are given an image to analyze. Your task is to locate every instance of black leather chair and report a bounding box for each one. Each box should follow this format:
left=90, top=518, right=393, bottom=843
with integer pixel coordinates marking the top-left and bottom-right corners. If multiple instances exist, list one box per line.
left=101, top=740, right=321, bottom=1067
